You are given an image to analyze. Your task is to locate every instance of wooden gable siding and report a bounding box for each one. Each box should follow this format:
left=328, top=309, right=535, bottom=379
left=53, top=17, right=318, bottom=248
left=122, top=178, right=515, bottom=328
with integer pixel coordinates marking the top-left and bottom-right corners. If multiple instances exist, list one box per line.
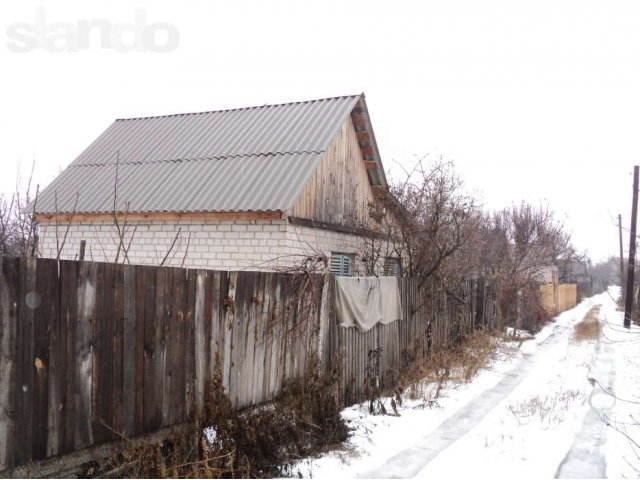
left=290, top=116, right=373, bottom=226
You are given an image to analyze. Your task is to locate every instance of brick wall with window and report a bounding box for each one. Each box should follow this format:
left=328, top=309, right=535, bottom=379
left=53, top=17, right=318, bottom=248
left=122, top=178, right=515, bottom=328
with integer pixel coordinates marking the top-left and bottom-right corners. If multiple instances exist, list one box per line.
left=38, top=218, right=402, bottom=275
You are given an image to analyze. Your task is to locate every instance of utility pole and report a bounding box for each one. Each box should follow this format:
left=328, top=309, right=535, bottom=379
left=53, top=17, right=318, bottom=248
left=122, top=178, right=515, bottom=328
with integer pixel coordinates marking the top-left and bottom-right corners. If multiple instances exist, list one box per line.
left=619, top=214, right=625, bottom=287
left=624, top=166, right=639, bottom=329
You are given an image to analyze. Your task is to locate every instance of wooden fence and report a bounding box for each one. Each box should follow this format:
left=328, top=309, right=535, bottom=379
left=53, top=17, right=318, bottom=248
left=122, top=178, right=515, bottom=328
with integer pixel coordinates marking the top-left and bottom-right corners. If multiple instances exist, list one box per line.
left=557, top=284, right=578, bottom=313
left=337, top=278, right=500, bottom=404
left=539, top=282, right=578, bottom=315
left=0, top=257, right=499, bottom=472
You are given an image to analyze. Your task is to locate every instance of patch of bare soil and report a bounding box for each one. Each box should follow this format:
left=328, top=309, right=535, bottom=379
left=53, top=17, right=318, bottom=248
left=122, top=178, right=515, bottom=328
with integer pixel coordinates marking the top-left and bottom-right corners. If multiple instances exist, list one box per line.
left=573, top=306, right=602, bottom=342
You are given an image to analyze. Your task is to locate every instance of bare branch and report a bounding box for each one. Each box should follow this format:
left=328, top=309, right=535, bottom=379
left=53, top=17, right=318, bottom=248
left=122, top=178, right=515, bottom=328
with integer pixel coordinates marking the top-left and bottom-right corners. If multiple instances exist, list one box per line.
left=160, top=228, right=182, bottom=267
left=181, top=231, right=191, bottom=269
left=56, top=193, right=79, bottom=260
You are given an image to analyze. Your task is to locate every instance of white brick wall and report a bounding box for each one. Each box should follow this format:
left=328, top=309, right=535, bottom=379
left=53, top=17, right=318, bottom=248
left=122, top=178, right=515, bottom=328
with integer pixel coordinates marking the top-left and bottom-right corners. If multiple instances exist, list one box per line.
left=37, top=218, right=399, bottom=274
left=285, top=224, right=400, bottom=275
left=37, top=219, right=289, bottom=270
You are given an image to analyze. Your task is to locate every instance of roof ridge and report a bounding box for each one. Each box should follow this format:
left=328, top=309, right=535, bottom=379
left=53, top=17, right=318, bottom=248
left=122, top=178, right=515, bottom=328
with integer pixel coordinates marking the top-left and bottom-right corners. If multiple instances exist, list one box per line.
left=115, top=93, right=363, bottom=122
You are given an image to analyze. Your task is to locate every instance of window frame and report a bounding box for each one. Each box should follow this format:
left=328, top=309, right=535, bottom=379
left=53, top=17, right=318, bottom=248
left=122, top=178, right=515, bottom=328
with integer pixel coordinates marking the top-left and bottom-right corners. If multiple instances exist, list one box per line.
left=384, top=256, right=402, bottom=277
left=330, top=252, right=354, bottom=277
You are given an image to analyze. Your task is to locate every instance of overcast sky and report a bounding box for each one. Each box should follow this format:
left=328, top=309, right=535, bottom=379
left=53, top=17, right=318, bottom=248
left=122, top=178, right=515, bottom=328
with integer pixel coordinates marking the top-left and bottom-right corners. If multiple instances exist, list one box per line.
left=2, top=0, right=640, bottom=262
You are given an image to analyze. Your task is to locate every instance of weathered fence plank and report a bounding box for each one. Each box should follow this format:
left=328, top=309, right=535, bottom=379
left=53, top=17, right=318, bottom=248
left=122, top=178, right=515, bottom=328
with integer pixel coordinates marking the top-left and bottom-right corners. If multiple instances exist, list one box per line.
left=0, top=258, right=19, bottom=470
left=142, top=266, right=159, bottom=431
left=112, top=266, right=125, bottom=439
left=160, top=267, right=174, bottom=428
left=133, top=265, right=146, bottom=434
left=184, top=268, right=197, bottom=420
left=94, top=262, right=114, bottom=443
left=251, top=272, right=266, bottom=406
left=203, top=272, right=213, bottom=394
left=209, top=271, right=222, bottom=380
left=75, top=260, right=96, bottom=450
left=170, top=267, right=186, bottom=425
left=194, top=270, right=206, bottom=417
left=220, top=272, right=232, bottom=396
left=15, top=257, right=36, bottom=464
left=242, top=272, right=257, bottom=408
left=43, top=260, right=60, bottom=458
left=32, top=259, right=51, bottom=460
left=60, top=260, right=78, bottom=454
left=122, top=264, right=136, bottom=436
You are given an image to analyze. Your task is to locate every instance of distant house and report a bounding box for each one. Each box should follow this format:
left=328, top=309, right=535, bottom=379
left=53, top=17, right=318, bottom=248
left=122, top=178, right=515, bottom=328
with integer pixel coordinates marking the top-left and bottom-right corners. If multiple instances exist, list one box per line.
left=557, top=258, right=593, bottom=298
left=533, top=265, right=559, bottom=285
left=34, top=94, right=400, bottom=275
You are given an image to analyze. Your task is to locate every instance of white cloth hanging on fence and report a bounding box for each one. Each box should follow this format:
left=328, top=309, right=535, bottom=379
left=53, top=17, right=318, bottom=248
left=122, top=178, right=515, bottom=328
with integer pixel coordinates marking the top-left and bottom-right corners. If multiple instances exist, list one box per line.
left=335, top=276, right=403, bottom=332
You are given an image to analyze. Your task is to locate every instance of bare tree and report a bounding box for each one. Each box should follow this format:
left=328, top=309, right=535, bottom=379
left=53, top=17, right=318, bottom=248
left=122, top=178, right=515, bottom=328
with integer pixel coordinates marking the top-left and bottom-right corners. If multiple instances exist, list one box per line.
left=478, top=201, right=575, bottom=330
left=489, top=202, right=570, bottom=282
left=0, top=194, right=16, bottom=255
left=0, top=159, right=40, bottom=257
left=377, top=157, right=480, bottom=286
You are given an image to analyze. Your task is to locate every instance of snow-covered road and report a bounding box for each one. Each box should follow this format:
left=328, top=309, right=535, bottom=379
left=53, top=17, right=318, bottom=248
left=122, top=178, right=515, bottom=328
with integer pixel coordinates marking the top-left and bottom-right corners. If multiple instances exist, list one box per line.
left=292, top=287, right=640, bottom=479
left=363, top=305, right=596, bottom=479
left=555, top=339, right=615, bottom=478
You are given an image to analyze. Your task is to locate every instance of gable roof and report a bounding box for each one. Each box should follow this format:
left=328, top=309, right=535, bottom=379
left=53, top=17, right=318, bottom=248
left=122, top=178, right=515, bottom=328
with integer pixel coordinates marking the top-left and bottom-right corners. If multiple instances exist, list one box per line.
left=35, top=94, right=386, bottom=216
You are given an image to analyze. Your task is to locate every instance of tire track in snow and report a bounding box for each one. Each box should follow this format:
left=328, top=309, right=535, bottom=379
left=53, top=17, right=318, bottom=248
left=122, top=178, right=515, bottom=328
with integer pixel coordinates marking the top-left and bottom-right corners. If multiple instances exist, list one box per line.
left=555, top=340, right=615, bottom=478
left=358, top=311, right=590, bottom=479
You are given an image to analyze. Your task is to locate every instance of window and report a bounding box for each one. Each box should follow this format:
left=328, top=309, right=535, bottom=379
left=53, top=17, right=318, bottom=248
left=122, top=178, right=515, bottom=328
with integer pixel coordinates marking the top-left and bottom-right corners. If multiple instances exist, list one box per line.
left=330, top=252, right=354, bottom=276
left=384, top=257, right=402, bottom=277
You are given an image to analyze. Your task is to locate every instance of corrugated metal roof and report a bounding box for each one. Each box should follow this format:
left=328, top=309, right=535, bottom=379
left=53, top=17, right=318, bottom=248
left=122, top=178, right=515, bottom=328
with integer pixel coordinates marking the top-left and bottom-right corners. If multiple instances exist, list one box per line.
left=36, top=94, right=378, bottom=214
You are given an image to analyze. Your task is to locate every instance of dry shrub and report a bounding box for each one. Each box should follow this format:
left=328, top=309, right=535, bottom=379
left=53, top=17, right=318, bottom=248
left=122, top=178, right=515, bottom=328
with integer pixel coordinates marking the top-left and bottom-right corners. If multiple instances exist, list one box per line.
left=201, top=351, right=347, bottom=477
left=522, top=285, right=553, bottom=333
left=277, top=352, right=349, bottom=453
left=96, top=351, right=347, bottom=478
left=194, top=350, right=347, bottom=477
left=573, top=306, right=602, bottom=342
left=457, top=331, right=499, bottom=381
left=90, top=428, right=215, bottom=478
left=500, top=283, right=552, bottom=334
left=362, top=347, right=404, bottom=416
left=399, top=330, right=498, bottom=402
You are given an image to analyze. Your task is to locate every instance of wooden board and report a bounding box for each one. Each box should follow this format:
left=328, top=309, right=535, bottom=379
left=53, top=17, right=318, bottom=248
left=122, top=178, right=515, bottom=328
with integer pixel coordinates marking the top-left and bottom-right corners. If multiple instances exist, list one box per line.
left=122, top=264, right=136, bottom=436
left=112, top=264, right=125, bottom=435
left=60, top=260, right=78, bottom=454
left=290, top=116, right=375, bottom=226
left=0, top=258, right=19, bottom=469
left=75, top=260, right=96, bottom=449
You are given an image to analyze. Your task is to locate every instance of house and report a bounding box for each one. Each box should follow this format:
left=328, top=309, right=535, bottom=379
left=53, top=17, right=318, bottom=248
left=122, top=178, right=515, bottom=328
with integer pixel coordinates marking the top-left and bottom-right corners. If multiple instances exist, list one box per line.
left=34, top=94, right=400, bottom=275
left=532, top=265, right=559, bottom=285
left=557, top=258, right=593, bottom=298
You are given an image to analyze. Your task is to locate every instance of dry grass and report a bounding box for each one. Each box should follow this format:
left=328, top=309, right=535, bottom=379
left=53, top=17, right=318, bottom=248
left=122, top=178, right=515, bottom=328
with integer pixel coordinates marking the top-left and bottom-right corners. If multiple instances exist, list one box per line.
left=399, top=330, right=500, bottom=402
left=574, top=306, right=602, bottom=342
left=507, top=390, right=583, bottom=426
left=93, top=352, right=347, bottom=478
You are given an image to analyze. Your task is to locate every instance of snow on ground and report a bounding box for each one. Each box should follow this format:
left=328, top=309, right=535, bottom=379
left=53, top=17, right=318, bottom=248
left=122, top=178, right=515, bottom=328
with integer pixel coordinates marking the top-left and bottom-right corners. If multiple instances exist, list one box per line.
left=601, top=287, right=640, bottom=479
left=288, top=287, right=639, bottom=479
